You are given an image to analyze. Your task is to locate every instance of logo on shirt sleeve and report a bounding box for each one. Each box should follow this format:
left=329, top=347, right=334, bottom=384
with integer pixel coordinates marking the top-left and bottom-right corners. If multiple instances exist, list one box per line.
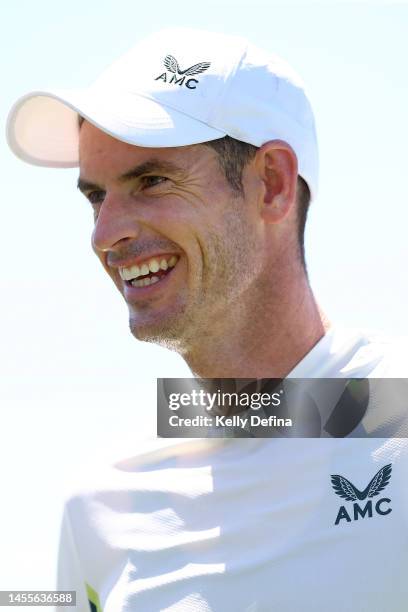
left=85, top=582, right=102, bottom=612
left=331, top=464, right=392, bottom=525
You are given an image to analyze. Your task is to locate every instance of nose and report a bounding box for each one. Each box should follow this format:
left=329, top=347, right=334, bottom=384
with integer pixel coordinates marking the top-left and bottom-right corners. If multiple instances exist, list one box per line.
left=91, top=193, right=141, bottom=254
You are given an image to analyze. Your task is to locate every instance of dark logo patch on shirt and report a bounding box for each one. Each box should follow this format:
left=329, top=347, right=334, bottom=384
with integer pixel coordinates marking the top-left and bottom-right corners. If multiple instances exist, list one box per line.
left=331, top=464, right=392, bottom=525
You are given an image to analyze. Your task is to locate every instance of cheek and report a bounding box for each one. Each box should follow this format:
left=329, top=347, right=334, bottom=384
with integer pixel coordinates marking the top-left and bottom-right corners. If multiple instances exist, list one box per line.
left=143, top=192, right=207, bottom=248
left=213, top=202, right=260, bottom=274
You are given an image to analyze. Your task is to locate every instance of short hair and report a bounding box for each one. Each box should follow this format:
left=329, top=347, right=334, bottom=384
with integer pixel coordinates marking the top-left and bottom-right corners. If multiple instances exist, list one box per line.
left=77, top=118, right=310, bottom=267
left=202, top=136, right=311, bottom=268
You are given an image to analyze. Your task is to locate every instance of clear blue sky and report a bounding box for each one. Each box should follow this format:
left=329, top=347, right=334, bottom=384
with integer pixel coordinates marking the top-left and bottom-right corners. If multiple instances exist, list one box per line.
left=1, top=0, right=407, bottom=602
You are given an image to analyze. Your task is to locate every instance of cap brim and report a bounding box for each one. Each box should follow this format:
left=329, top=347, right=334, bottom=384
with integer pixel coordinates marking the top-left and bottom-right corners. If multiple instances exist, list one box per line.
left=6, top=88, right=226, bottom=168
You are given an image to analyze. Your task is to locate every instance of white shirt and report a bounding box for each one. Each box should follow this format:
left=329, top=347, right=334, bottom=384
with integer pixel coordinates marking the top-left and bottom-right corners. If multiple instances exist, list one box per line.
left=57, top=326, right=408, bottom=611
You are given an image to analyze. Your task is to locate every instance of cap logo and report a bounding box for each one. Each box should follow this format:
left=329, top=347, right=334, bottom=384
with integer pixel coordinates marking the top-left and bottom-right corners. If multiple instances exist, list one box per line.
left=154, top=54, right=211, bottom=90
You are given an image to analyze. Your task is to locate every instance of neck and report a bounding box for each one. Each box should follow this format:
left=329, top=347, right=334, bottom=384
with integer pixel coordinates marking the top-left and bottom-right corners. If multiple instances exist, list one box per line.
left=182, top=267, right=331, bottom=379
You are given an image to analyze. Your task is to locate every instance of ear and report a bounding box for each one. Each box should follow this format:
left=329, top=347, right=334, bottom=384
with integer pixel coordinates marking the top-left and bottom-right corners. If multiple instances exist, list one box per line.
left=254, top=140, right=298, bottom=224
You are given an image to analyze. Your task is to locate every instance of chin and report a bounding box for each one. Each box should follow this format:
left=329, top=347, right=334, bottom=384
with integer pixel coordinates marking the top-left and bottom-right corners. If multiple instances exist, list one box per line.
left=128, top=312, right=188, bottom=351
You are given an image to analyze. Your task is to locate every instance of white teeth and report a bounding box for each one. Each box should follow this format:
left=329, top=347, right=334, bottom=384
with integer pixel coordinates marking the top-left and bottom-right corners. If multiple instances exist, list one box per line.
left=149, top=259, right=160, bottom=273
left=131, top=275, right=160, bottom=288
left=120, top=266, right=139, bottom=281
left=120, top=255, right=178, bottom=281
left=123, top=265, right=139, bottom=281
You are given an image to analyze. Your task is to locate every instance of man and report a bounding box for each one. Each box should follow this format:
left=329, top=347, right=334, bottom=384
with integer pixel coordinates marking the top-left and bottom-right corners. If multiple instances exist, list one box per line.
left=7, top=27, right=408, bottom=612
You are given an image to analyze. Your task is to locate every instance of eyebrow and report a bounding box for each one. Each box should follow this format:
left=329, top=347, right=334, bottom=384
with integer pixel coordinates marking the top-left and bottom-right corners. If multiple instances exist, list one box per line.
left=77, top=159, right=184, bottom=194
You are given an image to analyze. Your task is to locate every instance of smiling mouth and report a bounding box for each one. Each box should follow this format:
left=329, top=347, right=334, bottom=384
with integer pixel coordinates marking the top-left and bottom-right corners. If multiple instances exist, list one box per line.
left=119, top=255, right=179, bottom=288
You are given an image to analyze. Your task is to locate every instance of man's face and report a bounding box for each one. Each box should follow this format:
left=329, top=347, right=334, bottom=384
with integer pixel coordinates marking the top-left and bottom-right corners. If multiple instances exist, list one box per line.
left=78, top=123, right=263, bottom=351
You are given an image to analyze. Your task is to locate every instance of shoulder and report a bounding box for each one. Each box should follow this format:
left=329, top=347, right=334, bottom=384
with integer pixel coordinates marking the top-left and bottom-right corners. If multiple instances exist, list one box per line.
left=290, top=325, right=408, bottom=378
left=60, top=437, right=207, bottom=514
left=338, top=327, right=408, bottom=377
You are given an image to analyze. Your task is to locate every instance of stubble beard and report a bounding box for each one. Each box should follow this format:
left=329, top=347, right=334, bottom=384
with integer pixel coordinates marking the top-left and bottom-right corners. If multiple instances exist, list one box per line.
left=129, top=201, right=261, bottom=355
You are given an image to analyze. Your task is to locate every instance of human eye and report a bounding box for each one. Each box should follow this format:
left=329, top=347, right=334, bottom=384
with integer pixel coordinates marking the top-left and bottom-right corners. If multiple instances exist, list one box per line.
left=140, top=175, right=169, bottom=190
left=86, top=190, right=106, bottom=205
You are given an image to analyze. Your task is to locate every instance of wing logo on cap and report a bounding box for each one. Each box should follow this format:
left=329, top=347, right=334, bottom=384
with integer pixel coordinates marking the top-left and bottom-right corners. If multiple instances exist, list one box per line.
left=155, top=55, right=211, bottom=90
left=163, top=55, right=211, bottom=76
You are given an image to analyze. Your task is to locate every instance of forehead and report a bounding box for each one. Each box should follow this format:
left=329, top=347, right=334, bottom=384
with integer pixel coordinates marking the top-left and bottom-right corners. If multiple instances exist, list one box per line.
left=78, top=121, right=203, bottom=183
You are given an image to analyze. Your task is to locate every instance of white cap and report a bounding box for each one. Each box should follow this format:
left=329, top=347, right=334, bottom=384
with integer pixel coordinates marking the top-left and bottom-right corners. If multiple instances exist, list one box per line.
left=6, top=28, right=319, bottom=199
